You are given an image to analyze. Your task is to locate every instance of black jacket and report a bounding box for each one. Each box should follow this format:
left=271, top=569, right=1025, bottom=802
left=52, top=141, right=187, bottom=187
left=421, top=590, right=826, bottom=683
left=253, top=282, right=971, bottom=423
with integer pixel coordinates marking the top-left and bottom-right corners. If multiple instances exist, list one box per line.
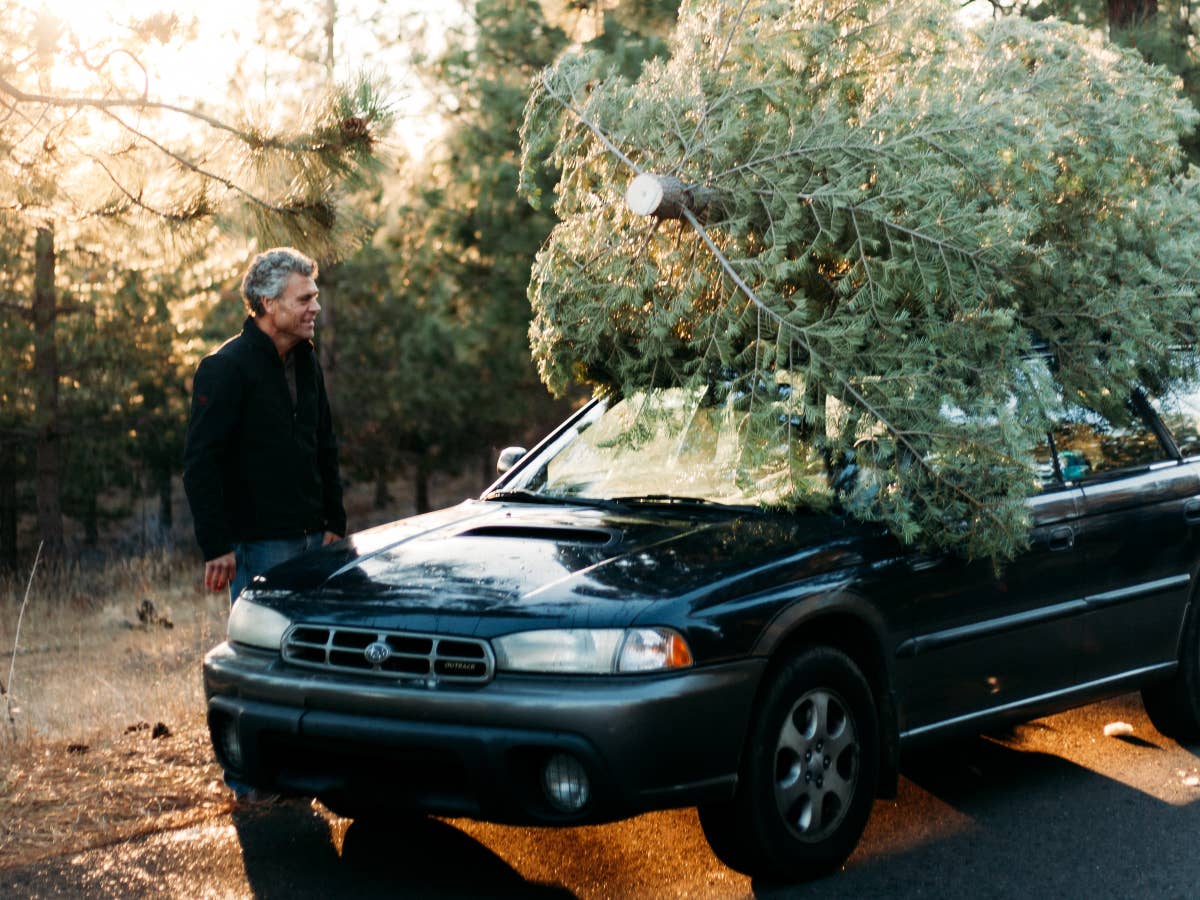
left=183, top=317, right=346, bottom=561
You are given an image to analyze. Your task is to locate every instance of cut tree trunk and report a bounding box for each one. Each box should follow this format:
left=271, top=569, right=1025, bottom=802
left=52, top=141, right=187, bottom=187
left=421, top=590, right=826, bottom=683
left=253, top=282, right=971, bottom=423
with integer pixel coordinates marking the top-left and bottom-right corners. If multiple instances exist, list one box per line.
left=625, top=172, right=721, bottom=221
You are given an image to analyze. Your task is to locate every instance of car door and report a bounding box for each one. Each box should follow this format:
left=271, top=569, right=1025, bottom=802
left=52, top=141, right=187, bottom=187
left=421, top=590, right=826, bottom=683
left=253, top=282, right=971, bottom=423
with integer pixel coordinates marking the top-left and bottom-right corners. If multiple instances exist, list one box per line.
left=895, top=439, right=1087, bottom=736
left=1058, top=394, right=1200, bottom=685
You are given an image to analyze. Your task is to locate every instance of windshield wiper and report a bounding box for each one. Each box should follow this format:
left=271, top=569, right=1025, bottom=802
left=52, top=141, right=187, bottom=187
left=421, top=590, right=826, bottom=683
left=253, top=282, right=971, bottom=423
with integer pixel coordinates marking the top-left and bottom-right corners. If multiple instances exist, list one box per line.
left=484, top=489, right=565, bottom=504
left=483, top=489, right=619, bottom=509
left=610, top=494, right=747, bottom=511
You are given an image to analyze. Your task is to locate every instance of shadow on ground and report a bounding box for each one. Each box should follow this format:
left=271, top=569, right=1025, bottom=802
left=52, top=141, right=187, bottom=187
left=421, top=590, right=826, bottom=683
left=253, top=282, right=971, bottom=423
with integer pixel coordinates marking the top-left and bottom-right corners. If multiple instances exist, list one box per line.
left=3, top=698, right=1198, bottom=898
left=233, top=803, right=574, bottom=899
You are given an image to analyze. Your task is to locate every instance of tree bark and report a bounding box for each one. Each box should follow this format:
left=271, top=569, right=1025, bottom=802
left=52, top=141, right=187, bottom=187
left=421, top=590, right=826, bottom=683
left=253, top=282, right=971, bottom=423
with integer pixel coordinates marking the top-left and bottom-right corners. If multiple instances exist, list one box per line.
left=32, top=225, right=64, bottom=552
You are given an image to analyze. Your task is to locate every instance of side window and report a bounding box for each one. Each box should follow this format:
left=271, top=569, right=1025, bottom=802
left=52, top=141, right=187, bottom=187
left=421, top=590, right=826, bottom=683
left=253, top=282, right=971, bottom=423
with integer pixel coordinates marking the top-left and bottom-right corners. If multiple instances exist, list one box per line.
left=1151, top=384, right=1200, bottom=458
left=1051, top=401, right=1168, bottom=481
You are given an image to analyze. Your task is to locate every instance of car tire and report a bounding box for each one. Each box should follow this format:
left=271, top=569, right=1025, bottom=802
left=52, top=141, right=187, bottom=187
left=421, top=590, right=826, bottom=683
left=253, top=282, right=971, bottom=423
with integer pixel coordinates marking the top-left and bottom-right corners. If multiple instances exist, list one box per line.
left=1141, top=597, right=1200, bottom=743
left=698, top=646, right=879, bottom=883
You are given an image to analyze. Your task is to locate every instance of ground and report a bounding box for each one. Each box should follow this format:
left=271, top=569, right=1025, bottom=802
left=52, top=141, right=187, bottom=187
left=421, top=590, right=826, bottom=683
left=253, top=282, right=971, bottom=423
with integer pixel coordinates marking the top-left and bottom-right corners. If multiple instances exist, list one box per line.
left=1, top=716, right=231, bottom=869
left=0, top=472, right=484, bottom=873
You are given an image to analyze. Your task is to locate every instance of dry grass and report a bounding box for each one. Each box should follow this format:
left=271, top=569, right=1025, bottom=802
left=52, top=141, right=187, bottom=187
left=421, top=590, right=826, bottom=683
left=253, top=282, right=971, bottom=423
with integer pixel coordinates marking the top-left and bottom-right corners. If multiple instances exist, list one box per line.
left=0, top=550, right=226, bottom=743
left=0, top=471, right=488, bottom=870
left=0, top=549, right=232, bottom=869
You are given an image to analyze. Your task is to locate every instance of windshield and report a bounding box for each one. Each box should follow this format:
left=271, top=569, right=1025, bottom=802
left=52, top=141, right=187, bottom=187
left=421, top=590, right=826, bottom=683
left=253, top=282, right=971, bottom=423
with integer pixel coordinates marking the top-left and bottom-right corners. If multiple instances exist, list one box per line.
left=498, top=386, right=838, bottom=507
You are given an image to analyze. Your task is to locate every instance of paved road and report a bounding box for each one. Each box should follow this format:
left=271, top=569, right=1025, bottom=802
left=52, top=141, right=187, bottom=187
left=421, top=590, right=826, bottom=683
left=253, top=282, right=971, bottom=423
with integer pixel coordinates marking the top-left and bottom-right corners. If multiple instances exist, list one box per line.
left=5, top=693, right=1200, bottom=899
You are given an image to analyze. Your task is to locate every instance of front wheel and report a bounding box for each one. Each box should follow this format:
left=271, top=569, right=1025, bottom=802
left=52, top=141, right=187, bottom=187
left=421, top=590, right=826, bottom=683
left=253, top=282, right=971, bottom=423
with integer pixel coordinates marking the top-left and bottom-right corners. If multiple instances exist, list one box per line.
left=1142, top=597, right=1200, bottom=742
left=699, top=646, right=879, bottom=883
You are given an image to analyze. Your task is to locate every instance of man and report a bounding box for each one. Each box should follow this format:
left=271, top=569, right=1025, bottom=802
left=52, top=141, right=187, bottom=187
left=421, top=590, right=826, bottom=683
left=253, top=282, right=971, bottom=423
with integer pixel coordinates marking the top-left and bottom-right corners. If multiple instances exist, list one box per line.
left=184, top=247, right=346, bottom=602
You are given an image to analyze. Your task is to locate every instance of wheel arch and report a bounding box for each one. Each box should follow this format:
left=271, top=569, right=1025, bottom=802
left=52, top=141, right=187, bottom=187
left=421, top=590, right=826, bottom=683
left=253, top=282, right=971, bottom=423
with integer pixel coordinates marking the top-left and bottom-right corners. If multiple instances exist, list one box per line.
left=751, top=597, right=900, bottom=799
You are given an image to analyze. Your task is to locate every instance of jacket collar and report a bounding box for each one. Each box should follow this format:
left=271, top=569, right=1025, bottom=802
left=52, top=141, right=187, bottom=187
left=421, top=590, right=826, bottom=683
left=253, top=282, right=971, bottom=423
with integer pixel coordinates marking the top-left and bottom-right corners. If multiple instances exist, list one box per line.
left=242, top=315, right=313, bottom=361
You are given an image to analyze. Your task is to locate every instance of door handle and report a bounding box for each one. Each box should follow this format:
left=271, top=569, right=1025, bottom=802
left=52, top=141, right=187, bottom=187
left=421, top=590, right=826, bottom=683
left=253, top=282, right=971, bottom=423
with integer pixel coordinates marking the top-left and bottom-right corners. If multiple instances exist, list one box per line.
left=1047, top=526, right=1075, bottom=552
left=1185, top=498, right=1200, bottom=525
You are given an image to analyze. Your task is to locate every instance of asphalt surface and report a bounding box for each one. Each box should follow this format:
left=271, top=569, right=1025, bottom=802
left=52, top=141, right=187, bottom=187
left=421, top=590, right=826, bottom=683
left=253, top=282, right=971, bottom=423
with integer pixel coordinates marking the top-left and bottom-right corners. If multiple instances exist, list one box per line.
left=4, top=692, right=1199, bottom=899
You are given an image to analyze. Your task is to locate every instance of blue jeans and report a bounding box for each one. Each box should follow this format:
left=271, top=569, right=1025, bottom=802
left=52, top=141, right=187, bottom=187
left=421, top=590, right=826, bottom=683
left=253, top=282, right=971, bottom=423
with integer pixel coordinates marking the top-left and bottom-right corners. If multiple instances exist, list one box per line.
left=230, top=533, right=325, bottom=603
left=225, top=533, right=324, bottom=797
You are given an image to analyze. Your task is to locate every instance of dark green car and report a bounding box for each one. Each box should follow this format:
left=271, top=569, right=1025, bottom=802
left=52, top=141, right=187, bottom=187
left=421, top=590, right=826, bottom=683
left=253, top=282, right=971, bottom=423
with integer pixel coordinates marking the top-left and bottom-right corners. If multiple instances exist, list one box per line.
left=205, top=379, right=1200, bottom=883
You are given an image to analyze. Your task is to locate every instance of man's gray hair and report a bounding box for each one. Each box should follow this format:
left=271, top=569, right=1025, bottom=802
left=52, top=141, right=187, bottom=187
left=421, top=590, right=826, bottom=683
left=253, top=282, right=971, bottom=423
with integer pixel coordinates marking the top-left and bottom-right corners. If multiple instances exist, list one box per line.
left=241, top=247, right=318, bottom=316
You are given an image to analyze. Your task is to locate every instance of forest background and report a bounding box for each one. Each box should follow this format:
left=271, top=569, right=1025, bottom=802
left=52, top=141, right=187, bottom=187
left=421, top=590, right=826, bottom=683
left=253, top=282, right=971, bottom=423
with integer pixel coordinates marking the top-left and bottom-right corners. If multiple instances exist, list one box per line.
left=1, top=0, right=681, bottom=572
left=4, top=0, right=1200, bottom=574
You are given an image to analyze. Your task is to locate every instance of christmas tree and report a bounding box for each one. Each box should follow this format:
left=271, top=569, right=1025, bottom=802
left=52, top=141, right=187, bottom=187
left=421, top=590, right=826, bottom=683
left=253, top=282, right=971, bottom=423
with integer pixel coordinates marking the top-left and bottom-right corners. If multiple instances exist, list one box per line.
left=521, top=0, right=1200, bottom=559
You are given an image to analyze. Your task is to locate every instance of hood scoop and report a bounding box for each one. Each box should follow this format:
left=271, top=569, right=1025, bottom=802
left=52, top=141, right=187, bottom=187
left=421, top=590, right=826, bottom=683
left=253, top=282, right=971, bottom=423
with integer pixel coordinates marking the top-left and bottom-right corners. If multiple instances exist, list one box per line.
left=456, top=524, right=615, bottom=546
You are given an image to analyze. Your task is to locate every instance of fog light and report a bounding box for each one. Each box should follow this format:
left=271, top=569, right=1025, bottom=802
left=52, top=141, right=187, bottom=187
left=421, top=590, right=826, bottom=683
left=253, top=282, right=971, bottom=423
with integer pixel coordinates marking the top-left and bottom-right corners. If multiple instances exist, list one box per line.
left=218, top=717, right=244, bottom=771
left=542, top=753, right=590, bottom=813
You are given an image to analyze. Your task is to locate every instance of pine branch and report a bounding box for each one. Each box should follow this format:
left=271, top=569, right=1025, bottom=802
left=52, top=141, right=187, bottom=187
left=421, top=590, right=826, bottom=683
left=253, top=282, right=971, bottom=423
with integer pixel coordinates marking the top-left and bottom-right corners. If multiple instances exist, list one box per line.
left=0, top=75, right=249, bottom=142
left=537, top=68, right=643, bottom=175
left=713, top=0, right=753, bottom=73
left=95, top=108, right=296, bottom=215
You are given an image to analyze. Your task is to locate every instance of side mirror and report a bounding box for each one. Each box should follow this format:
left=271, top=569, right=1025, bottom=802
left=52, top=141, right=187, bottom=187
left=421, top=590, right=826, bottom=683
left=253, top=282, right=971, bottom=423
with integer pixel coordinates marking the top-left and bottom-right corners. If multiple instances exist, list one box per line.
left=496, top=446, right=528, bottom=475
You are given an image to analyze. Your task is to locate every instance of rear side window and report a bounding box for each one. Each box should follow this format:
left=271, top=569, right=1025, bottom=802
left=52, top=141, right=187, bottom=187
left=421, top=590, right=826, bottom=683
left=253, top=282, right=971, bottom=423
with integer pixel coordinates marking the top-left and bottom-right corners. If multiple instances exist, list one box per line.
left=1050, top=401, right=1168, bottom=480
left=1151, top=384, right=1200, bottom=458
left=1033, top=435, right=1059, bottom=489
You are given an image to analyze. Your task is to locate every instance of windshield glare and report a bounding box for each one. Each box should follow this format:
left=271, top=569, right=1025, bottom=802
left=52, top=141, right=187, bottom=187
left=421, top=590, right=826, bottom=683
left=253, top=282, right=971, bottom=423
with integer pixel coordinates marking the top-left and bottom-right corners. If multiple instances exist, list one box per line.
left=502, top=387, right=834, bottom=507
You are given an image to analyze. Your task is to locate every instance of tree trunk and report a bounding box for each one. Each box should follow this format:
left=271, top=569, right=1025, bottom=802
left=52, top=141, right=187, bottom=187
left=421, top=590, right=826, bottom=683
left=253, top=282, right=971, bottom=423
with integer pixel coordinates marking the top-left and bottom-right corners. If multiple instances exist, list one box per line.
left=414, top=458, right=431, bottom=514
left=157, top=465, right=173, bottom=537
left=325, top=0, right=337, bottom=80
left=0, top=440, right=17, bottom=573
left=1109, top=0, right=1157, bottom=28
left=480, top=449, right=494, bottom=494
left=373, top=471, right=392, bottom=510
left=33, top=225, right=64, bottom=552
left=319, top=267, right=337, bottom=410
left=83, top=491, right=98, bottom=546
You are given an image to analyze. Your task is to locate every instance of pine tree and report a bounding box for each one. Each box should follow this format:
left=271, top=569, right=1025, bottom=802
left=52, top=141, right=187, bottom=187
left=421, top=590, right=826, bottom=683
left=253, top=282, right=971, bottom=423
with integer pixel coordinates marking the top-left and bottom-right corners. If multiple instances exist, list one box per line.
left=520, top=0, right=1200, bottom=560
left=0, top=0, right=392, bottom=558
left=332, top=0, right=679, bottom=504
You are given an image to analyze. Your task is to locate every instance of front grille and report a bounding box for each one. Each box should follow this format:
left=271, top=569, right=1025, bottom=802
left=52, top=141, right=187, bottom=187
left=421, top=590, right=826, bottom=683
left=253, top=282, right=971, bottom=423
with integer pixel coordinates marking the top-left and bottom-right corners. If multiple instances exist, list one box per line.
left=282, top=625, right=494, bottom=683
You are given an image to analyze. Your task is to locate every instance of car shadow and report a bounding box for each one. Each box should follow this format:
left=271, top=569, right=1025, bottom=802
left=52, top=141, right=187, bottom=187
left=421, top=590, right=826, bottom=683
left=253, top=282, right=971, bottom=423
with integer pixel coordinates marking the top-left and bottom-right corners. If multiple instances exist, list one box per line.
left=231, top=802, right=574, bottom=899
left=749, top=718, right=1200, bottom=898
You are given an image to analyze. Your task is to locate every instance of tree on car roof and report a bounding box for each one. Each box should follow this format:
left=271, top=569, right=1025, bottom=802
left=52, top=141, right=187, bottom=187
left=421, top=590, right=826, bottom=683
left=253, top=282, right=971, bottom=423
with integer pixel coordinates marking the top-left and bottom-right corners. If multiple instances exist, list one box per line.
left=519, top=0, right=1200, bottom=561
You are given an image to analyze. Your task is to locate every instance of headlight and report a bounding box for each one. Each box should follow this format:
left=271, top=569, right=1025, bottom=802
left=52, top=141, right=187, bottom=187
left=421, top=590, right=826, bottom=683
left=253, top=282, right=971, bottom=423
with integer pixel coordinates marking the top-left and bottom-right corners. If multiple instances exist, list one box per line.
left=616, top=627, right=694, bottom=672
left=227, top=597, right=292, bottom=650
left=493, top=627, right=692, bottom=674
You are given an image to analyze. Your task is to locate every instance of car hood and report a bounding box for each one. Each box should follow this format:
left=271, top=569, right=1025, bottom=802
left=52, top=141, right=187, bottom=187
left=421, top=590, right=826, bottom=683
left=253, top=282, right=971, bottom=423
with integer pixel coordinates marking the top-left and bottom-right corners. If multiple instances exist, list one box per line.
left=247, top=499, right=873, bottom=636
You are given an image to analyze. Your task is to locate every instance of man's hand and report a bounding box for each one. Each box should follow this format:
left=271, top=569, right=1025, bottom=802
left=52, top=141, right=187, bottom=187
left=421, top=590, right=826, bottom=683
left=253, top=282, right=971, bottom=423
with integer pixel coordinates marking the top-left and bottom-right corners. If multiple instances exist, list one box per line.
left=205, top=552, right=237, bottom=592
left=323, top=531, right=342, bottom=546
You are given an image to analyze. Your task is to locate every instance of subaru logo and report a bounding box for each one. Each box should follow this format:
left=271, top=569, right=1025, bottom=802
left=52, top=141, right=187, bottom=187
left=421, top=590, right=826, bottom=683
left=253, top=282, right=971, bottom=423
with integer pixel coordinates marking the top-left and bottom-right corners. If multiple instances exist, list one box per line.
left=364, top=641, right=391, bottom=665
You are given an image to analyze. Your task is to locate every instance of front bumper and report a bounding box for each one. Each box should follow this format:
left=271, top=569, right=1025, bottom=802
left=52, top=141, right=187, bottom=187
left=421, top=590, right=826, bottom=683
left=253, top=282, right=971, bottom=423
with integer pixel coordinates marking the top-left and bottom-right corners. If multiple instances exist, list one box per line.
left=203, top=642, right=764, bottom=825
